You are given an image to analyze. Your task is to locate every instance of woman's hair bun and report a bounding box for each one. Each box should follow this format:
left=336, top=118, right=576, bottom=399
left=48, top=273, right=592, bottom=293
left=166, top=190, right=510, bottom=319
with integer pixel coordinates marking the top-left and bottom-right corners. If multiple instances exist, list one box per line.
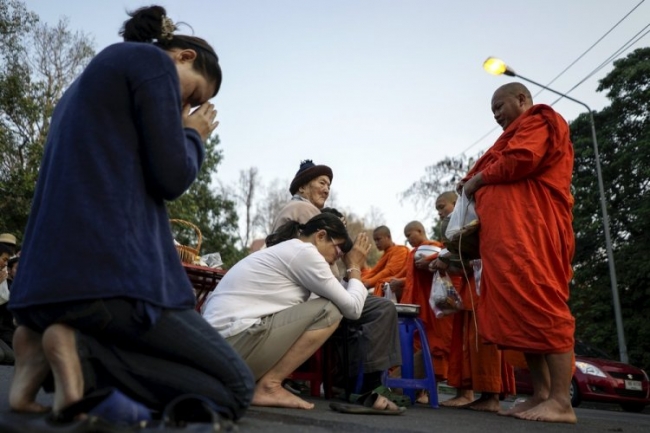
left=120, top=5, right=168, bottom=43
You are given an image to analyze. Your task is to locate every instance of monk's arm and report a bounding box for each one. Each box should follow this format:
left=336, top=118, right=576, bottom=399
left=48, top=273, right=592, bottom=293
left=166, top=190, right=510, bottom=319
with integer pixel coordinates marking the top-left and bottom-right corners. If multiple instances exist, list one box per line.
left=363, top=248, right=409, bottom=287
left=481, top=115, right=550, bottom=184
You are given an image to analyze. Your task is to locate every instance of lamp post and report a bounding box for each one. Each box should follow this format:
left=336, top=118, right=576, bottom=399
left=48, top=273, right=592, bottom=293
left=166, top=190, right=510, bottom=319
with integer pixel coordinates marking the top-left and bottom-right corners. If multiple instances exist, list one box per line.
left=482, top=57, right=628, bottom=364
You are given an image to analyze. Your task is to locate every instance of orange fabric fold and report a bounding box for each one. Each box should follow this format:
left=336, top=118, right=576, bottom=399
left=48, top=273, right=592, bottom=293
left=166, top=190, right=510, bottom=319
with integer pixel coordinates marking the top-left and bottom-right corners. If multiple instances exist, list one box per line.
left=362, top=244, right=409, bottom=294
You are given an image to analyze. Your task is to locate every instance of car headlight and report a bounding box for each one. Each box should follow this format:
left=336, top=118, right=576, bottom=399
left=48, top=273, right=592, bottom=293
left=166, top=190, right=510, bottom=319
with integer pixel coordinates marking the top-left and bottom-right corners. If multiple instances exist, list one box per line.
left=575, top=361, right=607, bottom=378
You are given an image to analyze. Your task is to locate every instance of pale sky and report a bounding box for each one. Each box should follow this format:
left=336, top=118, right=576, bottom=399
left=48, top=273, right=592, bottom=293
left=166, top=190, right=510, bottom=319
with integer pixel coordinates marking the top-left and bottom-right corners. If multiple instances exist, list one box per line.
left=24, top=0, right=650, bottom=245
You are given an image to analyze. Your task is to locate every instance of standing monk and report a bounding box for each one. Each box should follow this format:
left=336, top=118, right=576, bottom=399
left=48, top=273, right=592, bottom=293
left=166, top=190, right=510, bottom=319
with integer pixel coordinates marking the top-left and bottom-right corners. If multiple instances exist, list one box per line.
left=389, top=221, right=452, bottom=383
left=432, top=191, right=515, bottom=412
left=461, top=82, right=576, bottom=423
left=361, top=227, right=409, bottom=296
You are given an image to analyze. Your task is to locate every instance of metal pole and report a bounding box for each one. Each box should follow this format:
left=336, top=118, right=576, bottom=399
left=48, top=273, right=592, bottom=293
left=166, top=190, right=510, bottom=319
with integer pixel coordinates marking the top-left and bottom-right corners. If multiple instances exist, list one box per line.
left=507, top=73, right=628, bottom=363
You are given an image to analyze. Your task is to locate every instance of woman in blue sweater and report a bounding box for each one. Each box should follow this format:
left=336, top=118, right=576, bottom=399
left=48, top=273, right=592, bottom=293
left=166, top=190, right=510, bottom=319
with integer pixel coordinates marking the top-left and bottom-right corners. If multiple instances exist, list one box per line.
left=8, top=5, right=254, bottom=421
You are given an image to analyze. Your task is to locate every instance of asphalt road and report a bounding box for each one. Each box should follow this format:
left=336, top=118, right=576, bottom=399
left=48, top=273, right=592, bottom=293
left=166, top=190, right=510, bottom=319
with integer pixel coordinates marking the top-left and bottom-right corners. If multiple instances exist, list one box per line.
left=0, top=365, right=648, bottom=432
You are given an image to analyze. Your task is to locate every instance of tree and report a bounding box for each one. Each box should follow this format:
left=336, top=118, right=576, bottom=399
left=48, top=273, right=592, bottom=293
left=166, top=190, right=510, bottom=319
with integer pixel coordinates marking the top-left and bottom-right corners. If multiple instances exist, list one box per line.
left=232, top=167, right=260, bottom=249
left=0, top=1, right=94, bottom=236
left=401, top=154, right=478, bottom=222
left=254, top=178, right=290, bottom=238
left=569, top=47, right=650, bottom=372
left=167, top=135, right=243, bottom=268
left=401, top=154, right=480, bottom=235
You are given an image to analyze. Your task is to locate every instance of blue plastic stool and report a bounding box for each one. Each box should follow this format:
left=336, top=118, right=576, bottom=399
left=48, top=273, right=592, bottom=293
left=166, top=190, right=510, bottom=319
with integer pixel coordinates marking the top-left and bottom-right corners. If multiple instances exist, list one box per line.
left=383, top=311, right=439, bottom=408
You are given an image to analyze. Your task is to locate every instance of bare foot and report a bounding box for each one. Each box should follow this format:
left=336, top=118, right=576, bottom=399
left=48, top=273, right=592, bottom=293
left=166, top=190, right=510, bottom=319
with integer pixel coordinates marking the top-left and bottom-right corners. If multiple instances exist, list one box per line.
left=440, top=390, right=474, bottom=408
left=9, top=326, right=51, bottom=413
left=466, top=393, right=500, bottom=413
left=498, top=396, right=545, bottom=416
left=513, top=398, right=577, bottom=424
left=416, top=390, right=429, bottom=405
left=42, top=324, right=84, bottom=412
left=252, top=380, right=314, bottom=409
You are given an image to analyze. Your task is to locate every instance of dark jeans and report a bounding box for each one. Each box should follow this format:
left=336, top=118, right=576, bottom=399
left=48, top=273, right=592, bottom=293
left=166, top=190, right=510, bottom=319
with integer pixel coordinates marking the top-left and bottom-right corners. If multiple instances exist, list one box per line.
left=345, top=295, right=401, bottom=375
left=13, top=298, right=255, bottom=420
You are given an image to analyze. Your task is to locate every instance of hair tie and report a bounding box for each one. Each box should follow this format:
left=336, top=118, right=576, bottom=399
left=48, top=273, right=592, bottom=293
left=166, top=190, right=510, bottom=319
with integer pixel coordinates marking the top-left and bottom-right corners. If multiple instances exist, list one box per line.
left=160, top=16, right=176, bottom=40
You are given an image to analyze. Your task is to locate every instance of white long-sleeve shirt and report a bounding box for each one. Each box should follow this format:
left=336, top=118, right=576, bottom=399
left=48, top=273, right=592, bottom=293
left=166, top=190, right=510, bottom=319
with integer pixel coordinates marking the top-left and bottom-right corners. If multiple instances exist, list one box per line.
left=201, top=239, right=367, bottom=338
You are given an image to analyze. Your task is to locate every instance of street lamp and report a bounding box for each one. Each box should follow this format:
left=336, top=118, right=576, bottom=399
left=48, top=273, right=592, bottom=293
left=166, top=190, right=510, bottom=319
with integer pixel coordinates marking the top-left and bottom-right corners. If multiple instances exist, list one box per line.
left=482, top=57, right=628, bottom=364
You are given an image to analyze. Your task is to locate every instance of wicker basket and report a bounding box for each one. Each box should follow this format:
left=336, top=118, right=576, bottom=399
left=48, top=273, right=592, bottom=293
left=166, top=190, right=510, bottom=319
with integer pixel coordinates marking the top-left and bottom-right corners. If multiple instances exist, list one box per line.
left=170, top=219, right=202, bottom=264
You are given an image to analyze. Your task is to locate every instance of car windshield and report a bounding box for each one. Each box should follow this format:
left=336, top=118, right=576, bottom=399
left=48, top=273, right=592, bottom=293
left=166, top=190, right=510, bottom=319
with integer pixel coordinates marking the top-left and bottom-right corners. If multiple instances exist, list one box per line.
left=575, top=341, right=613, bottom=359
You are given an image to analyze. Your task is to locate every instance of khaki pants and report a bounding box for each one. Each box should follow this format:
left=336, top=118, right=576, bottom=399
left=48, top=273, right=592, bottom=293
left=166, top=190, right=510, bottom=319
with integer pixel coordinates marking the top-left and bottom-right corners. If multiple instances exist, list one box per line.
left=226, top=298, right=342, bottom=380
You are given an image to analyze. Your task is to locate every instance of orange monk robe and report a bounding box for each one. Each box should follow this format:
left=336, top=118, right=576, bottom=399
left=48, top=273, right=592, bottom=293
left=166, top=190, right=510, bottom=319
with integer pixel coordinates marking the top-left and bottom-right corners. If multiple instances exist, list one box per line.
left=463, top=104, right=575, bottom=354
left=399, top=240, right=453, bottom=380
left=446, top=274, right=516, bottom=395
left=361, top=244, right=409, bottom=295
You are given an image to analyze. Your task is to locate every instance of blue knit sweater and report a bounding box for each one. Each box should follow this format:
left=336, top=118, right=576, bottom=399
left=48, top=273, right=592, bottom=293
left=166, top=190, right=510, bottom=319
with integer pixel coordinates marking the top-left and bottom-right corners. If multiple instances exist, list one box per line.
left=9, top=42, right=204, bottom=310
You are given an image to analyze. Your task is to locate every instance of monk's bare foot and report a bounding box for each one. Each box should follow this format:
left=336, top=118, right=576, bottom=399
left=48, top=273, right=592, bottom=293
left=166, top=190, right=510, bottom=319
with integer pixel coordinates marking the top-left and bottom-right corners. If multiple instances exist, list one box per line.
left=466, top=393, right=500, bottom=413
left=513, top=398, right=577, bottom=424
left=416, top=390, right=429, bottom=405
left=498, top=396, right=545, bottom=416
left=252, top=380, right=314, bottom=409
left=9, top=326, right=51, bottom=413
left=440, top=390, right=474, bottom=408
left=42, top=324, right=84, bottom=412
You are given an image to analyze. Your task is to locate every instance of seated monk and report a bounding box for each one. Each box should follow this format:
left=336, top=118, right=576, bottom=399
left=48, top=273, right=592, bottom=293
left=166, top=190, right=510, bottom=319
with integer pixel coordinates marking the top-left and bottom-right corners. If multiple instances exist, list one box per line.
left=361, top=226, right=409, bottom=296
left=431, top=191, right=516, bottom=412
left=388, top=221, right=453, bottom=388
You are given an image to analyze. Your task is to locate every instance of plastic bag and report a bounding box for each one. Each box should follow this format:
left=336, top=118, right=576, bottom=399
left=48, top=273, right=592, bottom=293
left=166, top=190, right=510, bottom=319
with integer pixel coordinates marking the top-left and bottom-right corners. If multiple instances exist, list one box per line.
left=429, top=271, right=463, bottom=318
left=382, top=282, right=397, bottom=303
left=444, top=189, right=481, bottom=260
left=200, top=252, right=223, bottom=269
left=472, top=259, right=482, bottom=296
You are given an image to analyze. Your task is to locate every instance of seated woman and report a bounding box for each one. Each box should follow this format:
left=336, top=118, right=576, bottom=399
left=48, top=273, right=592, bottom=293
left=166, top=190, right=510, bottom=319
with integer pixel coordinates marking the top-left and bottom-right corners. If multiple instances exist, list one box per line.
left=202, top=213, right=371, bottom=410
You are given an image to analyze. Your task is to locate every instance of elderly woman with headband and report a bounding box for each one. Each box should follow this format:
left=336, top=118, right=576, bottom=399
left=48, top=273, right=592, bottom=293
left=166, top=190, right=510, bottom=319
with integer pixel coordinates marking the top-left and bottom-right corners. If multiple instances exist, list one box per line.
left=8, top=5, right=253, bottom=423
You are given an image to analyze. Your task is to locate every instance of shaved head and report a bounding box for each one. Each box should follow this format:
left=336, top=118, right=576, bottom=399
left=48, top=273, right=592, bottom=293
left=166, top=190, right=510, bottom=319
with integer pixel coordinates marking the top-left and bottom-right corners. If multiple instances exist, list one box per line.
left=373, top=225, right=391, bottom=237
left=491, top=82, right=534, bottom=130
left=404, top=221, right=425, bottom=233
left=437, top=191, right=457, bottom=204
left=495, top=82, right=533, bottom=103
left=404, top=220, right=427, bottom=247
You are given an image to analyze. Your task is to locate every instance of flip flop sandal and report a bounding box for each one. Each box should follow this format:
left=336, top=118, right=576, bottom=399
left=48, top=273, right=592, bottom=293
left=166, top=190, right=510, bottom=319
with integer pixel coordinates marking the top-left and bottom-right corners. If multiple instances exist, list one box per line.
left=329, top=398, right=406, bottom=416
left=370, top=385, right=412, bottom=407
left=162, top=394, right=235, bottom=431
left=50, top=387, right=152, bottom=429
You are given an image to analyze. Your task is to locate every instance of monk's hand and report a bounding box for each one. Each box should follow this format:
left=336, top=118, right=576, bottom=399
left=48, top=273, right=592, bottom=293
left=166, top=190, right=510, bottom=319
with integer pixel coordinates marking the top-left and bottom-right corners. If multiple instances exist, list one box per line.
left=182, top=102, right=219, bottom=142
left=414, top=256, right=432, bottom=270
left=388, top=278, right=404, bottom=291
left=429, top=258, right=449, bottom=272
left=462, top=173, right=484, bottom=197
left=344, top=232, right=371, bottom=270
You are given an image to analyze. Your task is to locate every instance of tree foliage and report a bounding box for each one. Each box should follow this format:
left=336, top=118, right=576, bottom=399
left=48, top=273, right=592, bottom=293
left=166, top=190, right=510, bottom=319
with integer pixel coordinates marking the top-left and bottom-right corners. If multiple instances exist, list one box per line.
left=401, top=154, right=479, bottom=234
left=167, top=135, right=243, bottom=268
left=0, top=1, right=94, bottom=237
left=570, top=47, right=650, bottom=371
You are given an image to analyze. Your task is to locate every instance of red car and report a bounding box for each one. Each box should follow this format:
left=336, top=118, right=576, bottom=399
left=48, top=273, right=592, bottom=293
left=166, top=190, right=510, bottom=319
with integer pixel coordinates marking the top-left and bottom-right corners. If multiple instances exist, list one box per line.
left=514, top=340, right=650, bottom=412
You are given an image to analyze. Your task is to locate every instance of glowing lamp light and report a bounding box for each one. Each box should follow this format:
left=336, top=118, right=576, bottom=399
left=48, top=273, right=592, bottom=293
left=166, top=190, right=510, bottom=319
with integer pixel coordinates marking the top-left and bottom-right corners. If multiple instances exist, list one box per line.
left=482, top=57, right=514, bottom=76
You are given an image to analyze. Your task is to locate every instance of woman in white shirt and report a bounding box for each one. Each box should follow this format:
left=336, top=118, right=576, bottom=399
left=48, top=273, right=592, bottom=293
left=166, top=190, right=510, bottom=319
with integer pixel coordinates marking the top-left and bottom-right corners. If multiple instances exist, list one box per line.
left=202, top=213, right=370, bottom=410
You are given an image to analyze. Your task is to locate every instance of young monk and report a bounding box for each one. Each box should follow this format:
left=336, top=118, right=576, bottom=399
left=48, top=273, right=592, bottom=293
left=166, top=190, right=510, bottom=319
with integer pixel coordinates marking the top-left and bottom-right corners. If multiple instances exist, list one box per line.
left=431, top=191, right=515, bottom=412
left=388, top=221, right=453, bottom=387
left=361, top=226, right=409, bottom=295
left=460, top=82, right=576, bottom=423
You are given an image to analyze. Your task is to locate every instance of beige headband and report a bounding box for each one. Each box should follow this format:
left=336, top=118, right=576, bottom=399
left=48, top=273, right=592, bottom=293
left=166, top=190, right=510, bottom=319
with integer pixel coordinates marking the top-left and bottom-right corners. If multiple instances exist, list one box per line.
left=160, top=16, right=176, bottom=41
